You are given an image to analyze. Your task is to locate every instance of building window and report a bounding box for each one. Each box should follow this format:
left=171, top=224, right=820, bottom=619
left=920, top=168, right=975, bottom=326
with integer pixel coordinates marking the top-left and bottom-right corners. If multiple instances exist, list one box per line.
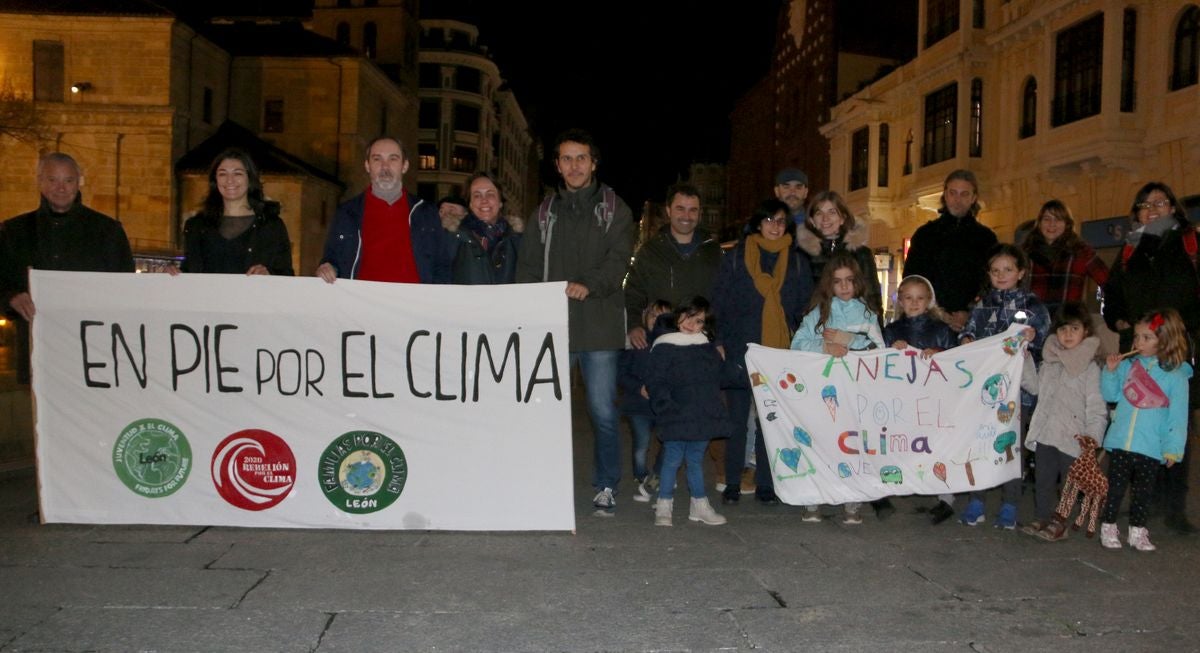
left=202, top=87, right=213, bottom=124
left=878, top=123, right=889, bottom=188
left=1019, top=77, right=1037, bottom=139
left=336, top=0, right=350, bottom=7
left=454, top=104, right=480, bottom=133
left=1171, top=5, right=1200, bottom=90
left=451, top=145, right=477, bottom=173
left=363, top=22, right=377, bottom=59
left=335, top=22, right=350, bottom=47
left=418, top=143, right=438, bottom=171
left=969, top=78, right=983, bottom=157
left=263, top=99, right=284, bottom=133
left=1052, top=13, right=1103, bottom=127
left=922, top=82, right=957, bottom=167
left=456, top=66, right=481, bottom=94
left=419, top=100, right=439, bottom=129
left=973, top=0, right=985, bottom=29
left=419, top=63, right=440, bottom=88
left=1121, top=9, right=1137, bottom=111
left=925, top=0, right=960, bottom=48
left=33, top=40, right=64, bottom=102
left=849, top=127, right=869, bottom=191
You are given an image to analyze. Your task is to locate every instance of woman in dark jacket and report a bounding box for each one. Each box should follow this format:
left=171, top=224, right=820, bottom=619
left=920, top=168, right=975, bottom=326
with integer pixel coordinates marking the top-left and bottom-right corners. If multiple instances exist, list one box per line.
left=796, top=190, right=881, bottom=322
left=1102, top=181, right=1199, bottom=536
left=1021, top=199, right=1109, bottom=317
left=711, top=199, right=813, bottom=505
left=180, top=148, right=293, bottom=275
left=448, top=172, right=523, bottom=284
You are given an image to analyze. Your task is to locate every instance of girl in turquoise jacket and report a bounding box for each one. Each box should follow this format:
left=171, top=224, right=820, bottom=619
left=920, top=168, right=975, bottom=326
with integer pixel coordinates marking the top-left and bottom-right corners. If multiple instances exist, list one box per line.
left=790, top=253, right=884, bottom=524
left=1099, top=309, right=1192, bottom=552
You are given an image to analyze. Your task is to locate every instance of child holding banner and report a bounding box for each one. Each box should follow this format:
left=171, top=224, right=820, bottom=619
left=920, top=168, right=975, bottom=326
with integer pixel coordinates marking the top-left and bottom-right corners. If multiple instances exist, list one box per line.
left=883, top=274, right=958, bottom=524
left=1098, top=309, right=1191, bottom=552
left=1017, top=302, right=1107, bottom=539
left=958, top=244, right=1050, bottom=529
left=646, top=297, right=729, bottom=527
left=790, top=253, right=885, bottom=524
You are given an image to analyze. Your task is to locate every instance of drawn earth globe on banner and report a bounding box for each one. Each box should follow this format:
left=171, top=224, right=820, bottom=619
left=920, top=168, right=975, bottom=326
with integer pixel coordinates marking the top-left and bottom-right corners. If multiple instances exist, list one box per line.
left=318, top=430, right=408, bottom=514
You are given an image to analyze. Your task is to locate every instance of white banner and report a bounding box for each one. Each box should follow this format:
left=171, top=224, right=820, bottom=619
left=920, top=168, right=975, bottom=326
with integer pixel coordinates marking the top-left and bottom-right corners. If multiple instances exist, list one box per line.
left=31, top=271, right=574, bottom=531
left=745, top=326, right=1028, bottom=505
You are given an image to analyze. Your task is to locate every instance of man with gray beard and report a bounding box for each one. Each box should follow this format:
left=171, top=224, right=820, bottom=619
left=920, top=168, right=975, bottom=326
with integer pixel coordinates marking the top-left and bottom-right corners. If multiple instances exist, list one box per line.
left=317, top=136, right=449, bottom=283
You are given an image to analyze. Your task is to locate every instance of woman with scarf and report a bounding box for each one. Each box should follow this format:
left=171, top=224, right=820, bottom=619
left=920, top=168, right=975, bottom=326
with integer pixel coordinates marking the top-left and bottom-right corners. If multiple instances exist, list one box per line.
left=711, top=199, right=813, bottom=505
left=1021, top=199, right=1108, bottom=317
left=447, top=172, right=523, bottom=284
left=1103, top=181, right=1199, bottom=536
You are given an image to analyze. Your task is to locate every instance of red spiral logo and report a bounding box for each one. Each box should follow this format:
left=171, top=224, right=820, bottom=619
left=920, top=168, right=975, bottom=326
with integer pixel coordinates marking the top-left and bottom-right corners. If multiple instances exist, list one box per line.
left=210, top=429, right=296, bottom=511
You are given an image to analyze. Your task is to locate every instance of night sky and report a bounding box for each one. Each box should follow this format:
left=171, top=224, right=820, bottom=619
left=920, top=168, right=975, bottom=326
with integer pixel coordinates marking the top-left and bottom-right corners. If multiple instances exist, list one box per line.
left=428, top=0, right=784, bottom=208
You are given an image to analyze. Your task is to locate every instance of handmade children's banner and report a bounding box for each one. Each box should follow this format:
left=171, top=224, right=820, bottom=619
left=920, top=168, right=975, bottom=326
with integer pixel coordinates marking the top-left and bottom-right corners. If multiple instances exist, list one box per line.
left=745, top=326, right=1028, bottom=505
left=31, top=271, right=574, bottom=531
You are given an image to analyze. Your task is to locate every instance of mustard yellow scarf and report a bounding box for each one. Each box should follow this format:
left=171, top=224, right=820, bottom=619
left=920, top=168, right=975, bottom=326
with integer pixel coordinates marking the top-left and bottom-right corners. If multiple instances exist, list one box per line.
left=744, top=233, right=793, bottom=348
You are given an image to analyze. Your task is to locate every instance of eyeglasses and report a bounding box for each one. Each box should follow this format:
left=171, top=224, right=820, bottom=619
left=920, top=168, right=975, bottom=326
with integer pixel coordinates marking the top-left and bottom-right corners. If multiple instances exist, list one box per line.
left=762, top=216, right=786, bottom=224
left=1136, top=199, right=1171, bottom=210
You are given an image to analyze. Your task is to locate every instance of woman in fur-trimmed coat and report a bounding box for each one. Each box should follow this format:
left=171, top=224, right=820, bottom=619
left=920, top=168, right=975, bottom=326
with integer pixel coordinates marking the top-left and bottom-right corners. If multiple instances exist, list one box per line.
left=796, top=190, right=881, bottom=325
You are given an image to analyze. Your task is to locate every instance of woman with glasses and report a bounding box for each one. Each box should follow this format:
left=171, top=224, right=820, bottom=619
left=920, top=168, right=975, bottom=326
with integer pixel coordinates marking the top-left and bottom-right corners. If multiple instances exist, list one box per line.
left=710, top=199, right=813, bottom=506
left=1021, top=199, right=1109, bottom=318
left=1102, top=181, right=1198, bottom=536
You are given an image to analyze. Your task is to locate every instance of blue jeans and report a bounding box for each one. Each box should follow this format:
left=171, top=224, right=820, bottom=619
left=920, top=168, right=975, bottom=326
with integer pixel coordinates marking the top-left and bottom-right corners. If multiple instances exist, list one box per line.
left=571, top=350, right=621, bottom=491
left=628, top=414, right=658, bottom=480
left=659, top=440, right=708, bottom=500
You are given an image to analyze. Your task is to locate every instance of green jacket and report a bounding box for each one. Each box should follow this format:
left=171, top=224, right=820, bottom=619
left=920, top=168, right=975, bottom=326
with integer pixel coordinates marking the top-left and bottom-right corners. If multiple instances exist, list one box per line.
left=517, top=182, right=634, bottom=352
left=623, top=227, right=722, bottom=331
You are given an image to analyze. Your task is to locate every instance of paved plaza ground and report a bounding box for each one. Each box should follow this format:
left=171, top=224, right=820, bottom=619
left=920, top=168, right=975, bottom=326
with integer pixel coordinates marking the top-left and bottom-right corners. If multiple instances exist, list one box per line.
left=1, top=396, right=1198, bottom=652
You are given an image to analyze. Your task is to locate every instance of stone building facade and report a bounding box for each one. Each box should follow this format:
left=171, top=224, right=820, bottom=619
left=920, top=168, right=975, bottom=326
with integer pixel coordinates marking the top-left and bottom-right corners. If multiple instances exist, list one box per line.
left=415, top=19, right=537, bottom=219
left=822, top=0, right=1200, bottom=277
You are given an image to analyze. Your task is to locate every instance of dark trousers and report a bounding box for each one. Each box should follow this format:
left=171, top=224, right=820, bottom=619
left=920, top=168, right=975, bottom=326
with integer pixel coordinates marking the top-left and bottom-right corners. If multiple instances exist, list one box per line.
left=1102, top=449, right=1159, bottom=528
left=1033, top=444, right=1076, bottom=521
left=724, top=387, right=772, bottom=490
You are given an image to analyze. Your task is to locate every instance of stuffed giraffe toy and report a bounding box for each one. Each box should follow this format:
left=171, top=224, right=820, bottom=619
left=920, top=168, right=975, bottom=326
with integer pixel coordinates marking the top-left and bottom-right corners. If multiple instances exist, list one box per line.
left=1042, top=434, right=1108, bottom=540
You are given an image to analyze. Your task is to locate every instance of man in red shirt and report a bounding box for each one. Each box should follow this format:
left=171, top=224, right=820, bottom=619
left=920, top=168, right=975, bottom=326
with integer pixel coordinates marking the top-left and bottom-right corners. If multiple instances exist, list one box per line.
left=316, top=137, right=448, bottom=283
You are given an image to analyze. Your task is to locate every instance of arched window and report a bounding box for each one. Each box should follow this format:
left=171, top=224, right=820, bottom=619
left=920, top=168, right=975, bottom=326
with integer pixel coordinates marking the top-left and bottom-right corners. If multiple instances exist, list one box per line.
left=335, top=22, right=350, bottom=47
left=1171, top=5, right=1200, bottom=90
left=1019, top=77, right=1037, bottom=139
left=363, top=22, right=377, bottom=59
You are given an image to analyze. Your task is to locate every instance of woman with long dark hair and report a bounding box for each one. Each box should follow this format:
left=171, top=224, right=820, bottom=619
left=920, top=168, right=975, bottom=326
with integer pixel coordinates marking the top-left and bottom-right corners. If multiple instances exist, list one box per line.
left=180, top=148, right=293, bottom=275
left=1021, top=199, right=1108, bottom=316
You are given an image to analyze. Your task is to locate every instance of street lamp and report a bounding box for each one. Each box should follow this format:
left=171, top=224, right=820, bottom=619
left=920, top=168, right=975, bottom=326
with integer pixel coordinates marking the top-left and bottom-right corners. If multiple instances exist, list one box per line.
left=70, top=82, right=92, bottom=94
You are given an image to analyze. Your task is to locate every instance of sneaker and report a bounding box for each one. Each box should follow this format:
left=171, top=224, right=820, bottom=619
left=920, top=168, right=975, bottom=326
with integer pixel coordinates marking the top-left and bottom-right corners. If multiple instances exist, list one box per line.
left=1100, top=522, right=1121, bottom=549
left=1128, top=526, right=1156, bottom=552
left=1165, top=513, right=1198, bottom=535
left=632, top=479, right=651, bottom=503
left=994, top=503, right=1017, bottom=530
left=843, top=506, right=863, bottom=525
left=654, top=498, right=673, bottom=527
left=802, top=505, right=822, bottom=522
left=959, top=499, right=985, bottom=526
left=689, top=497, right=727, bottom=525
left=592, top=487, right=616, bottom=516
left=643, top=474, right=660, bottom=494
left=721, top=485, right=740, bottom=505
left=755, top=488, right=781, bottom=506
left=1036, top=518, right=1069, bottom=542
left=871, top=498, right=895, bottom=520
left=929, top=501, right=954, bottom=525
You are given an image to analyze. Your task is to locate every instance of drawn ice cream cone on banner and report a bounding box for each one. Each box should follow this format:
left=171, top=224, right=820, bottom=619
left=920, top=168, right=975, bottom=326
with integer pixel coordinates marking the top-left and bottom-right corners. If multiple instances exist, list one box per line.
left=821, top=385, right=839, bottom=420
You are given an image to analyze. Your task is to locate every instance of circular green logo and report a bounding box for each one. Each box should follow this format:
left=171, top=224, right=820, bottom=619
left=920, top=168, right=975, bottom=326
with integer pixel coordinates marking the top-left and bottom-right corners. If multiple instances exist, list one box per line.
left=318, top=430, right=408, bottom=514
left=112, top=418, right=192, bottom=498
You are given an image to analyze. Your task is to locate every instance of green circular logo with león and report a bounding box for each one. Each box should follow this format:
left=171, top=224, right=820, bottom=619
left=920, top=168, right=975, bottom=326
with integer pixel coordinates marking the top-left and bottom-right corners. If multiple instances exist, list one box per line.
left=112, top=418, right=192, bottom=498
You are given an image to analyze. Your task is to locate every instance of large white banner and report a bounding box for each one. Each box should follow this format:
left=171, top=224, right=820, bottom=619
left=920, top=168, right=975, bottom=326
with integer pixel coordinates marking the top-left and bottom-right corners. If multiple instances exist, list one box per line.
left=745, top=326, right=1027, bottom=505
left=31, top=271, right=574, bottom=531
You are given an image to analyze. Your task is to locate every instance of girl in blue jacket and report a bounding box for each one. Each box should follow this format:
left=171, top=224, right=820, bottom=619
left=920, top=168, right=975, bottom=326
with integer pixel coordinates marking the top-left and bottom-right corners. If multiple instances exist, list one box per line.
left=790, top=253, right=885, bottom=524
left=1099, top=309, right=1192, bottom=552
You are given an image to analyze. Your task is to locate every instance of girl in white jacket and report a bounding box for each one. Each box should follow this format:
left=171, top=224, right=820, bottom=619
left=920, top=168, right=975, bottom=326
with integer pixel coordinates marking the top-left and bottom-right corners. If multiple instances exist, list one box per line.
left=1019, top=302, right=1108, bottom=539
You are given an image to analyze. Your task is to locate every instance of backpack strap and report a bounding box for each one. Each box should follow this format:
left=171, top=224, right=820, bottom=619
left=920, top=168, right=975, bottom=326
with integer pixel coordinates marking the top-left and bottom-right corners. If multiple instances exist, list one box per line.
left=537, top=195, right=554, bottom=244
